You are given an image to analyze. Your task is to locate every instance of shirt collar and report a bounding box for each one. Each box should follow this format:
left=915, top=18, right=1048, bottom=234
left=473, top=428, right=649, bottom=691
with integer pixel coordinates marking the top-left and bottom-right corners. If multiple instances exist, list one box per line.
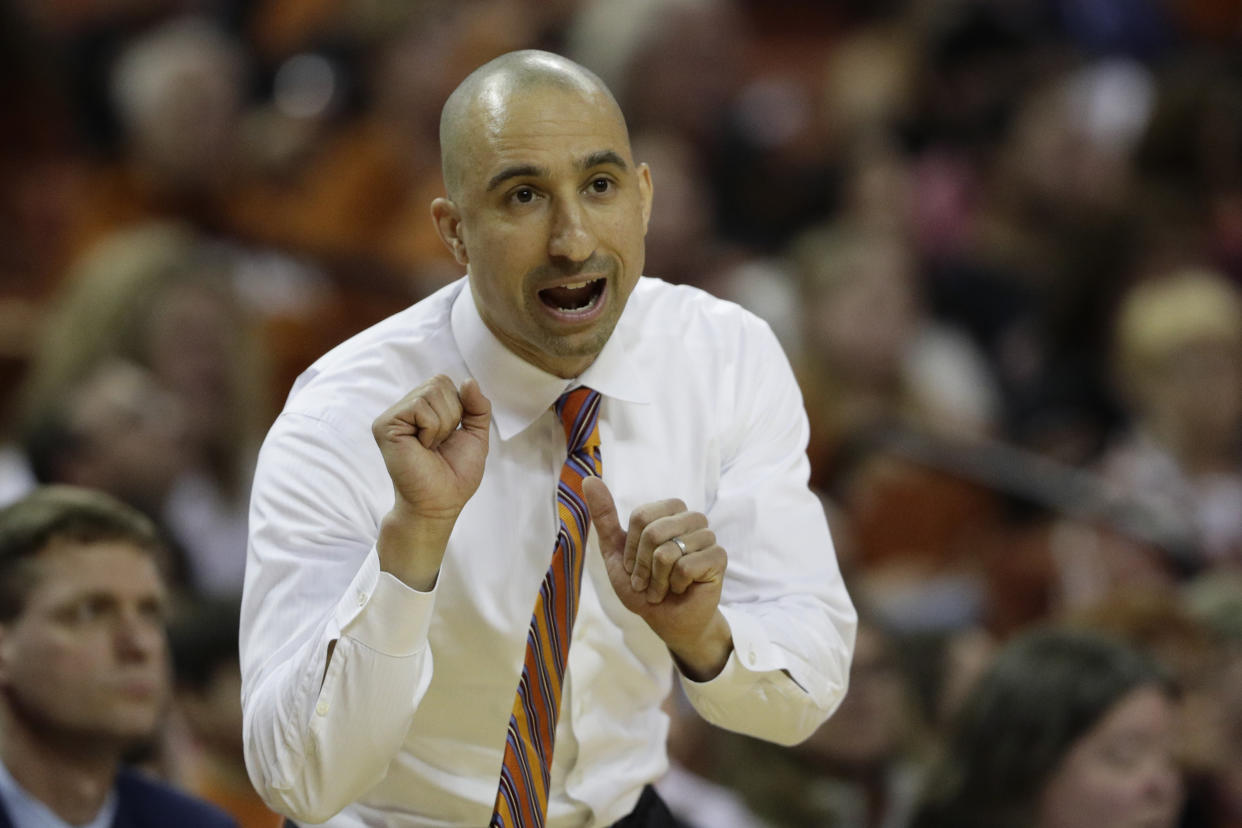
left=451, top=276, right=650, bottom=441
left=0, top=758, right=117, bottom=828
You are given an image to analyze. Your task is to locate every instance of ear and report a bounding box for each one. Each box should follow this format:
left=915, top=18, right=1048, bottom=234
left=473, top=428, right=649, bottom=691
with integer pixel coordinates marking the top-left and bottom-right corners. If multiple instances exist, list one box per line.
left=431, top=198, right=469, bottom=265
left=636, top=162, right=654, bottom=234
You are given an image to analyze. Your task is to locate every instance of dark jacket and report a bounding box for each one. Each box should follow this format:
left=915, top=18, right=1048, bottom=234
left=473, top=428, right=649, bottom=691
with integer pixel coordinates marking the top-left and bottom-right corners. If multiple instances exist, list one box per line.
left=0, top=768, right=238, bottom=828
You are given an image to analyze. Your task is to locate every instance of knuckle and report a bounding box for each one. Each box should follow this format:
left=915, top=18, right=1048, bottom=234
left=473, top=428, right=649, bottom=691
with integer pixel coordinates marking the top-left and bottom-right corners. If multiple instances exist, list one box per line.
left=631, top=504, right=657, bottom=527
left=653, top=545, right=679, bottom=567
left=638, top=522, right=662, bottom=548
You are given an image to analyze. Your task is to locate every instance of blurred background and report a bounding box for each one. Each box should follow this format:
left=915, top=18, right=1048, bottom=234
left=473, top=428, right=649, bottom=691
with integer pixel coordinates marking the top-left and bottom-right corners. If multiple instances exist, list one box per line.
left=1, top=0, right=1241, bottom=825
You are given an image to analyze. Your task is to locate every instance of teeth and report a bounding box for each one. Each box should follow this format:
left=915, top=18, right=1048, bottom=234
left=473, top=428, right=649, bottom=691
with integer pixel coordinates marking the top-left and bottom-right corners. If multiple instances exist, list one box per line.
left=563, top=279, right=593, bottom=289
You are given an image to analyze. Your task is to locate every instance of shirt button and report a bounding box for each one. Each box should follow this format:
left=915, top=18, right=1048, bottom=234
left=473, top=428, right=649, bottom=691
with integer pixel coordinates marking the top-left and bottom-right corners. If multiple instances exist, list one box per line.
left=316, top=700, right=329, bottom=716
left=747, top=651, right=757, bottom=666
left=356, top=590, right=367, bottom=607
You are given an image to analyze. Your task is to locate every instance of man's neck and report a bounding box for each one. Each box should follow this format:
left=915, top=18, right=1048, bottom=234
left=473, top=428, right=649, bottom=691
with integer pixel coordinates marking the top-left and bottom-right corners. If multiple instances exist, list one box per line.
left=0, top=710, right=119, bottom=825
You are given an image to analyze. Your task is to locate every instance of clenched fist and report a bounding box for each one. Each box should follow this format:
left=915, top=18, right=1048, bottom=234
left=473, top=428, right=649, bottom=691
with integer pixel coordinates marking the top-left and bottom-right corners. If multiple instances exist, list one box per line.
left=372, top=375, right=491, bottom=590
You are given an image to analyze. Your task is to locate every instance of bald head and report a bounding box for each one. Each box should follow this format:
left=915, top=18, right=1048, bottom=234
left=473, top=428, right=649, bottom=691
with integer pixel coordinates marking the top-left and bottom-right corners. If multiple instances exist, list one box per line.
left=439, top=50, right=627, bottom=201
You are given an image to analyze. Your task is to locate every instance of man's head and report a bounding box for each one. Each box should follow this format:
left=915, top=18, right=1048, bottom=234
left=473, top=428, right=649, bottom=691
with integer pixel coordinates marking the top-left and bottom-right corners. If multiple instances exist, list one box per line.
left=0, top=486, right=170, bottom=755
left=432, top=50, right=654, bottom=379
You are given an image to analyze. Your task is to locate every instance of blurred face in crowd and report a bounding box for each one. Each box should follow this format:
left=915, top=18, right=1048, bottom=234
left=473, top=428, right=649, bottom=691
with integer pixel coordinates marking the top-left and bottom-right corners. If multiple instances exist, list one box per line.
left=433, top=57, right=653, bottom=379
left=1036, top=686, right=1183, bottom=828
left=143, top=280, right=238, bottom=449
left=0, top=541, right=169, bottom=752
left=63, top=359, right=187, bottom=506
left=806, top=237, right=917, bottom=385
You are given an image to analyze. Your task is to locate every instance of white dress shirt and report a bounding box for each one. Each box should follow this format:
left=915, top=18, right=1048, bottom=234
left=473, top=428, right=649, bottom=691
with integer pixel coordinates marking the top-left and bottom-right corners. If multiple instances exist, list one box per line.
left=240, top=276, right=856, bottom=827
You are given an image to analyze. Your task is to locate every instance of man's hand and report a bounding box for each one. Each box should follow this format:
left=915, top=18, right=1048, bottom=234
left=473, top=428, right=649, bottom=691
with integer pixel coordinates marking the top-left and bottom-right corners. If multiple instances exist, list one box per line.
left=372, top=375, right=491, bottom=590
left=582, top=477, right=733, bottom=681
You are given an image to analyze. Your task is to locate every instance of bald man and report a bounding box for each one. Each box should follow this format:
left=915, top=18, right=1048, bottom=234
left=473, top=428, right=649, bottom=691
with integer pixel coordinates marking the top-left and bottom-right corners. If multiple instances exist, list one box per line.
left=240, top=50, right=855, bottom=828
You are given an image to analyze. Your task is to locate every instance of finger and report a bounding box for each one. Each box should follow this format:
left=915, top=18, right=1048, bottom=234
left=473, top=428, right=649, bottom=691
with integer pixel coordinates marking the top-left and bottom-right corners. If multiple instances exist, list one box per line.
left=641, top=516, right=710, bottom=602
left=403, top=395, right=443, bottom=449
left=582, top=477, right=625, bottom=569
left=458, top=378, right=492, bottom=437
left=645, top=539, right=683, bottom=603
left=660, top=531, right=720, bottom=595
left=628, top=501, right=697, bottom=591
left=667, top=545, right=727, bottom=596
left=373, top=376, right=455, bottom=449
left=422, top=377, right=463, bottom=449
left=665, top=530, right=719, bottom=595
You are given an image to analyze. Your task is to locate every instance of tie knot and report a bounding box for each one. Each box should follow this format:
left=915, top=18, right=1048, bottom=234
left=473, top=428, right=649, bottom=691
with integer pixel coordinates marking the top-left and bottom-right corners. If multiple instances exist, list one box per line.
left=555, top=387, right=601, bottom=453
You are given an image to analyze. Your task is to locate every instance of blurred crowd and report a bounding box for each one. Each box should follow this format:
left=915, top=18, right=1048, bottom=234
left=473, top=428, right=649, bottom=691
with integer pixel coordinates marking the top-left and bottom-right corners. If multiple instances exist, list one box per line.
left=2, top=0, right=1242, bottom=826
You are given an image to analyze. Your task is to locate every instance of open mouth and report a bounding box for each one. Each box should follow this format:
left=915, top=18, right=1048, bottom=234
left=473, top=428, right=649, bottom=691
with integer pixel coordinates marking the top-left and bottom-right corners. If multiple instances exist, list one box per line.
left=537, top=277, right=606, bottom=314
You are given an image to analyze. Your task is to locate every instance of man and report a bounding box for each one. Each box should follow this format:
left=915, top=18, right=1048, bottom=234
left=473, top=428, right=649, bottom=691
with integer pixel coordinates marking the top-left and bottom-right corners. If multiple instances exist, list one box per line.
left=240, top=50, right=855, bottom=827
left=0, top=485, right=237, bottom=828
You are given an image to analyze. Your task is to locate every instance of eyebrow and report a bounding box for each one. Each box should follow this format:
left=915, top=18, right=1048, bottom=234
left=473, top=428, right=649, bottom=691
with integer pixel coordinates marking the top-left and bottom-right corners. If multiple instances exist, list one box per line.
left=578, top=150, right=628, bottom=172
left=485, top=150, right=629, bottom=192
left=487, top=164, right=547, bottom=192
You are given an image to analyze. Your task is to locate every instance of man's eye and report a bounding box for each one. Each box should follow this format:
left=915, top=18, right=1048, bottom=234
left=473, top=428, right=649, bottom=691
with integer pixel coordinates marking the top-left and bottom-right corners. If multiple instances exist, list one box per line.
left=66, top=600, right=104, bottom=624
left=512, top=187, right=536, bottom=204
left=589, top=177, right=612, bottom=194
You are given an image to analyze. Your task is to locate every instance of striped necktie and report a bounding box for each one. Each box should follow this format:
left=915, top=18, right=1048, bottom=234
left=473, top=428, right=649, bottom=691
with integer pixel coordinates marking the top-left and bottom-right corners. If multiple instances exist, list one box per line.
left=491, top=386, right=602, bottom=828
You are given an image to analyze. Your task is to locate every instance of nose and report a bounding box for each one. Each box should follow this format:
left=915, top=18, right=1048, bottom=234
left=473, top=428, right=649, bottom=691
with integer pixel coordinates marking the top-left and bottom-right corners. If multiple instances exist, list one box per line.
left=115, top=610, right=166, bottom=663
left=548, top=197, right=595, bottom=264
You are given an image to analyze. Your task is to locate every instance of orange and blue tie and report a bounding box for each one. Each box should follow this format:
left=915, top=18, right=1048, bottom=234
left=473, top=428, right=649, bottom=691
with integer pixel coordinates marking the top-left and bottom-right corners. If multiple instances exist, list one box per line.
left=491, top=387, right=602, bottom=828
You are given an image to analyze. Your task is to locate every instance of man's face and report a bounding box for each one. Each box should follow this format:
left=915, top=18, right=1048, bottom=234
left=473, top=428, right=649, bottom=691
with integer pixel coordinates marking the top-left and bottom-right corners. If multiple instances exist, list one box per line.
left=438, top=83, right=653, bottom=378
left=0, top=541, right=169, bottom=750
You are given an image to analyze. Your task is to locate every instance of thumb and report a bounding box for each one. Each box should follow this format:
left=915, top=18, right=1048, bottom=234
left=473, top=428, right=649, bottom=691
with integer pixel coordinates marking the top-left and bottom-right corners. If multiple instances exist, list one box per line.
left=582, top=476, right=625, bottom=562
left=458, top=378, right=492, bottom=436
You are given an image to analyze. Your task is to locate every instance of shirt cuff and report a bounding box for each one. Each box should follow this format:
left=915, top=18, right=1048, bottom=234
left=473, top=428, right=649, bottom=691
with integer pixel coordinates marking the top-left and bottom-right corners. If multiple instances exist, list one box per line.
left=334, top=546, right=436, bottom=657
left=678, top=606, right=776, bottom=692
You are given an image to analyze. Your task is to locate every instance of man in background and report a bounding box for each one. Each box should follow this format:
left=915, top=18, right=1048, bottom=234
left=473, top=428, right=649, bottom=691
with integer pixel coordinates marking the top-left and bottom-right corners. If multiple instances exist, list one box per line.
left=0, top=485, right=236, bottom=828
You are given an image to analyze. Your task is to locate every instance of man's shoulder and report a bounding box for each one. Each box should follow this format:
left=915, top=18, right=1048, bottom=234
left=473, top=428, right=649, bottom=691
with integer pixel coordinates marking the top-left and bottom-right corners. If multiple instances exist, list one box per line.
left=627, top=277, right=777, bottom=347
left=113, top=769, right=239, bottom=827
left=282, top=278, right=466, bottom=418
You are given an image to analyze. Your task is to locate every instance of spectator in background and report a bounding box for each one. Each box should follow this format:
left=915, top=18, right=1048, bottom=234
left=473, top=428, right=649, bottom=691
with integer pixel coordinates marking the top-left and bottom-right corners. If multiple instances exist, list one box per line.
left=71, top=16, right=248, bottom=256
left=0, top=485, right=236, bottom=827
left=792, top=219, right=1000, bottom=477
left=9, top=221, right=269, bottom=597
left=1103, top=267, right=1242, bottom=572
left=13, top=359, right=190, bottom=583
left=912, top=628, right=1183, bottom=828
left=1068, top=586, right=1242, bottom=827
left=790, top=219, right=1002, bottom=632
left=1182, top=572, right=1242, bottom=825
left=168, top=597, right=283, bottom=828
